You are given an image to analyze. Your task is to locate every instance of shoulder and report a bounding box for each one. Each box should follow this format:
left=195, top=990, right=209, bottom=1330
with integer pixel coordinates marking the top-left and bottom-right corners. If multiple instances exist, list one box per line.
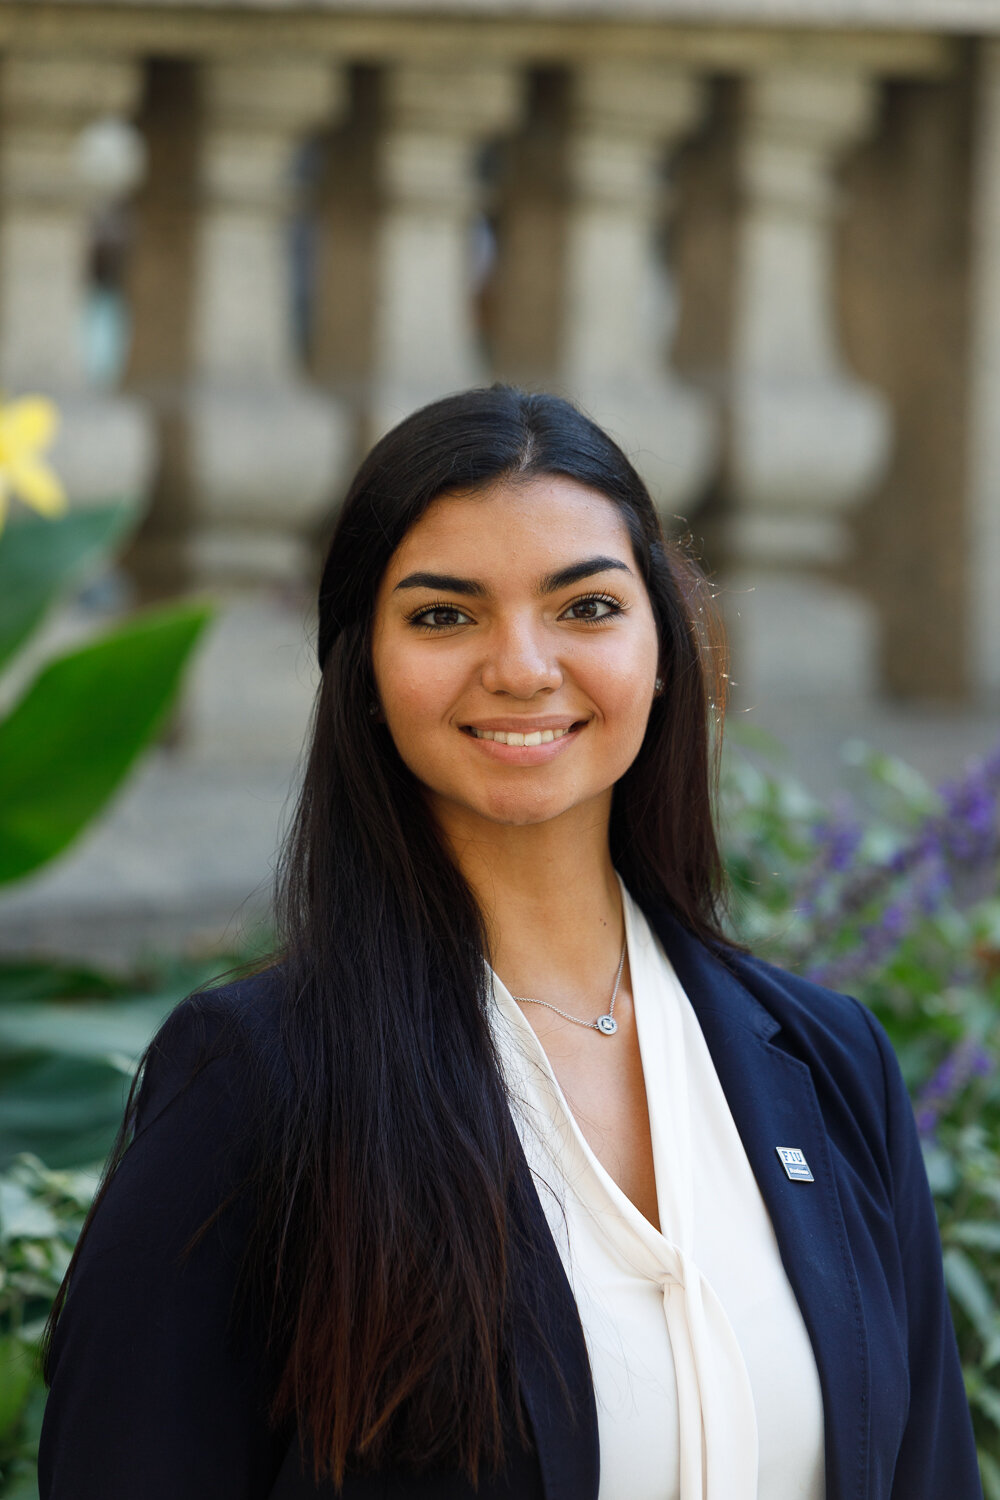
left=648, top=899, right=892, bottom=1095
left=715, top=945, right=915, bottom=1185
left=722, top=944, right=900, bottom=1115
left=134, top=962, right=291, bottom=1140
left=725, top=945, right=891, bottom=1067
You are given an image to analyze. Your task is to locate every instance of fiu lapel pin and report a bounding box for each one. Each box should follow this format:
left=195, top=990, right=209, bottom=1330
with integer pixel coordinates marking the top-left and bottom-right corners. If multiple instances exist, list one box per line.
left=776, top=1146, right=814, bottom=1182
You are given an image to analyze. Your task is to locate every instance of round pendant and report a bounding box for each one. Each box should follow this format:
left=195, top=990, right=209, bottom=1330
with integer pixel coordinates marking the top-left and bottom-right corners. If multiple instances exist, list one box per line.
left=596, top=1014, right=618, bottom=1036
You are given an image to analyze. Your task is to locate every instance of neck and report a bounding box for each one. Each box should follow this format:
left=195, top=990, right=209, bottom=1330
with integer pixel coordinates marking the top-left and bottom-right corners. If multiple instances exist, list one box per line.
left=434, top=798, right=626, bottom=1002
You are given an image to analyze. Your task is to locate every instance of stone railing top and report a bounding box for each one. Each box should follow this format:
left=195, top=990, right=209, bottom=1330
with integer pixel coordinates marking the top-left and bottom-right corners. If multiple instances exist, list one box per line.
left=8, top=0, right=1000, bottom=29
left=0, top=3, right=964, bottom=77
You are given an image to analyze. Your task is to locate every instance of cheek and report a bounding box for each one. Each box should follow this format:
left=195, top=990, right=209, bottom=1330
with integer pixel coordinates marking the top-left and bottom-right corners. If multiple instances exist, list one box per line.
left=608, top=688, right=655, bottom=762
left=384, top=662, right=457, bottom=727
left=577, top=630, right=658, bottom=727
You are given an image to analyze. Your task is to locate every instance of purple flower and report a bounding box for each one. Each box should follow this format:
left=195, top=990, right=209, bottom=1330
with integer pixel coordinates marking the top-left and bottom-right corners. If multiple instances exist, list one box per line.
left=913, top=1037, right=995, bottom=1139
left=790, top=739, right=1000, bottom=978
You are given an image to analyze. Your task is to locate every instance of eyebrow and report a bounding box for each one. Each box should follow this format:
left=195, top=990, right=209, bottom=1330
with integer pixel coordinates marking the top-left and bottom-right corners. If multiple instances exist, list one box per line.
left=392, top=556, right=634, bottom=597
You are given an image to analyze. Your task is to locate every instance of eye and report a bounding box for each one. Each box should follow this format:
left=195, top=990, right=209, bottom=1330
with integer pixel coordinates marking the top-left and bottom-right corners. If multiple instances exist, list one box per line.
left=561, top=593, right=626, bottom=623
left=406, top=602, right=474, bottom=630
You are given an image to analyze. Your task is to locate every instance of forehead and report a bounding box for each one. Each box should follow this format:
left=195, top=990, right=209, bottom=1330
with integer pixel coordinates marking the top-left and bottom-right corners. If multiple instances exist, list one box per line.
left=383, top=475, right=636, bottom=579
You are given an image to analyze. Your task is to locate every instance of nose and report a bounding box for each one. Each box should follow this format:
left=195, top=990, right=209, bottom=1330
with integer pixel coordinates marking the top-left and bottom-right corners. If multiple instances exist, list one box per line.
left=480, top=617, right=563, bottom=698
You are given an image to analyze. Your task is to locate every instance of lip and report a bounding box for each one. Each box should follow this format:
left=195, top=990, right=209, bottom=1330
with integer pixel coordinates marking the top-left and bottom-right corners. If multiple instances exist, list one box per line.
left=459, top=718, right=587, bottom=765
left=459, top=717, right=585, bottom=734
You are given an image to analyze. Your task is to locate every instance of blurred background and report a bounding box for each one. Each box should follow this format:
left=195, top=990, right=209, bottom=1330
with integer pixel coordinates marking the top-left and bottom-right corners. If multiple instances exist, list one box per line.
left=1, top=0, right=1000, bottom=960
left=0, top=0, right=998, bottom=964
left=5, top=2, right=1000, bottom=1489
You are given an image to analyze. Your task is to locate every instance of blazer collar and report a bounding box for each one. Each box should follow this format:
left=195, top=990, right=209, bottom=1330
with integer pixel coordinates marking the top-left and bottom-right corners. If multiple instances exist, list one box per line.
left=645, top=904, right=871, bottom=1500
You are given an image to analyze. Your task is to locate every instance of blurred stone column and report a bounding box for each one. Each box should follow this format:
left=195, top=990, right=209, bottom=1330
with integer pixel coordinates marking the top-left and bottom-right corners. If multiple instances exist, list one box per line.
left=968, top=42, right=1000, bottom=698
left=182, top=58, right=351, bottom=584
left=0, top=54, right=155, bottom=506
left=310, top=67, right=379, bottom=408
left=560, top=64, right=718, bottom=517
left=369, top=62, right=524, bottom=439
left=726, top=69, right=892, bottom=697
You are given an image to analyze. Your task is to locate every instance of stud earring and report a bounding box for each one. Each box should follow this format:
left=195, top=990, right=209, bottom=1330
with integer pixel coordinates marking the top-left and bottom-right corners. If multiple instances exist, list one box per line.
left=368, top=702, right=380, bottom=718
left=654, top=676, right=663, bottom=694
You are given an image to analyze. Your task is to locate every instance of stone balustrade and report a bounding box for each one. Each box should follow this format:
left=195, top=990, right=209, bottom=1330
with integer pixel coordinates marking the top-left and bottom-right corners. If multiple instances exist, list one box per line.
left=0, top=3, right=989, bottom=705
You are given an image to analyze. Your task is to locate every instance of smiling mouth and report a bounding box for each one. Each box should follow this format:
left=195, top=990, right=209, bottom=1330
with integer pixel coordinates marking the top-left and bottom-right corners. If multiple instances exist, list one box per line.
left=461, top=722, right=584, bottom=747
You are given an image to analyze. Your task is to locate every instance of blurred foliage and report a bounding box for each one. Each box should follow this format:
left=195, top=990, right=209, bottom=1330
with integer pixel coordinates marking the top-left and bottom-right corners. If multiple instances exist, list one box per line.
left=722, top=726, right=1000, bottom=1489
left=0, top=948, right=272, bottom=1173
left=0, top=507, right=126, bottom=672
left=0, top=940, right=270, bottom=1495
left=0, top=1157, right=96, bottom=1498
left=0, top=504, right=213, bottom=885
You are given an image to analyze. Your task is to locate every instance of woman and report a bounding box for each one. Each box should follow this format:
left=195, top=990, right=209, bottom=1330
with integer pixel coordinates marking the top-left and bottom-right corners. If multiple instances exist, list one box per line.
left=39, top=387, right=980, bottom=1499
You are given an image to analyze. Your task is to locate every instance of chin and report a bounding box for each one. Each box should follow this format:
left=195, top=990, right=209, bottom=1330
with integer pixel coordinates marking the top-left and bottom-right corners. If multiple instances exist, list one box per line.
left=474, top=788, right=589, bottom=828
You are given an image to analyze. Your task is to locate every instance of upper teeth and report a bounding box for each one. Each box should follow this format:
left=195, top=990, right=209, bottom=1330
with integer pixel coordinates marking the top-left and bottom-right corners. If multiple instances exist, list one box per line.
left=468, top=726, right=573, bottom=746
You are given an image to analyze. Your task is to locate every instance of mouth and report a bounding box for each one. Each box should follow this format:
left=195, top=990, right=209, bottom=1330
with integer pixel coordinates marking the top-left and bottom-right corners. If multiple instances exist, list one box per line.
left=461, top=722, right=584, bottom=747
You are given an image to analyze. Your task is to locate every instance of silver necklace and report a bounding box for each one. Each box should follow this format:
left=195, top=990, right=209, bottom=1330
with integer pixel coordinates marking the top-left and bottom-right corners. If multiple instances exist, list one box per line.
left=512, top=934, right=627, bottom=1038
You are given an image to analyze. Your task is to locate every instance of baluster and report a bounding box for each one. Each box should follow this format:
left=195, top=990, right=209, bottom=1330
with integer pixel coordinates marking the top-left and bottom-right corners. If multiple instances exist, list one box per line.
left=369, top=61, right=524, bottom=439
left=727, top=68, right=892, bottom=696
left=0, top=53, right=154, bottom=508
left=183, top=58, right=351, bottom=584
left=560, top=62, right=717, bottom=515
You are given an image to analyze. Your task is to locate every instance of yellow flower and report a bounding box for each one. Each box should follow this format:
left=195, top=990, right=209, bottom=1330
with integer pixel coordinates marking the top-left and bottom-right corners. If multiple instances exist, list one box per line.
left=0, top=396, right=67, bottom=537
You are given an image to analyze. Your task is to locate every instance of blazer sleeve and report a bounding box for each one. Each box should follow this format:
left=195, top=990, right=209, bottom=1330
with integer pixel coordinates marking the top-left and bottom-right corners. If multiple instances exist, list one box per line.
left=857, top=1002, right=983, bottom=1500
left=38, top=991, right=292, bottom=1500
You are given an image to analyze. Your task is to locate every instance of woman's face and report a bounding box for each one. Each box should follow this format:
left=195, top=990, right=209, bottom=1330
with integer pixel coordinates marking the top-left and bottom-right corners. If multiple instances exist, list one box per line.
left=370, top=475, right=661, bottom=843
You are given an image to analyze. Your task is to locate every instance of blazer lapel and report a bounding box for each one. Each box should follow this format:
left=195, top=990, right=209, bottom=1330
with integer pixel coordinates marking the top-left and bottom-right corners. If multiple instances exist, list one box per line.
left=649, top=907, right=871, bottom=1500
left=509, top=1153, right=601, bottom=1500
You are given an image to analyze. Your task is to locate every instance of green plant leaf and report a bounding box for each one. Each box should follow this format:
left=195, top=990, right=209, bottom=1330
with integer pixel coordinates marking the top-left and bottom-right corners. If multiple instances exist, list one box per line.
left=946, top=1247, right=1000, bottom=1347
left=980, top=1448, right=1000, bottom=1499
left=949, top=1224, right=1000, bottom=1254
left=0, top=504, right=135, bottom=676
left=0, top=601, right=213, bottom=885
left=0, top=1051, right=133, bottom=1172
left=970, top=1375, right=1000, bottom=1433
left=0, top=1179, right=58, bottom=1245
left=0, top=960, right=133, bottom=1006
left=0, top=1460, right=41, bottom=1500
left=0, top=1336, right=34, bottom=1443
left=0, top=999, right=171, bottom=1068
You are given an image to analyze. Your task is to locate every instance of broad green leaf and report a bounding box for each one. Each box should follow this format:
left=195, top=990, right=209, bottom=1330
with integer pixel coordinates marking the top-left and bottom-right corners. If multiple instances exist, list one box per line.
left=980, top=1448, right=1000, bottom=1500
left=0, top=1051, right=133, bottom=1171
left=946, top=1247, right=1000, bottom=1347
left=922, top=1143, right=959, bottom=1196
left=0, top=1179, right=57, bottom=1245
left=0, top=993, right=183, bottom=1168
left=0, top=1460, right=41, bottom=1499
left=948, top=1224, right=1000, bottom=1254
left=970, top=1375, right=1000, bottom=1433
left=0, top=504, right=134, bottom=675
left=0, top=956, right=258, bottom=1169
left=0, top=601, right=212, bottom=885
left=0, top=999, right=171, bottom=1066
left=0, top=959, right=133, bottom=1006
left=0, top=1336, right=34, bottom=1443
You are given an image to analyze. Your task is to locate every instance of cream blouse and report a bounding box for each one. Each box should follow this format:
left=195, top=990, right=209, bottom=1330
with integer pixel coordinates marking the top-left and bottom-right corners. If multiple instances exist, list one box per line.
left=488, top=879, right=826, bottom=1500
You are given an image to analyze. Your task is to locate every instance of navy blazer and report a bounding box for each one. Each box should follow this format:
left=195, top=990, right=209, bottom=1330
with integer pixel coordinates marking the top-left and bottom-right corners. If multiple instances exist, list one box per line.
left=39, top=904, right=983, bottom=1499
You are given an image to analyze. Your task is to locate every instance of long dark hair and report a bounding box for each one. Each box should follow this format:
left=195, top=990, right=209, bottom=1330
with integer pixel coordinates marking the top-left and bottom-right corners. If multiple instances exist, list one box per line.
left=47, top=387, right=730, bottom=1486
